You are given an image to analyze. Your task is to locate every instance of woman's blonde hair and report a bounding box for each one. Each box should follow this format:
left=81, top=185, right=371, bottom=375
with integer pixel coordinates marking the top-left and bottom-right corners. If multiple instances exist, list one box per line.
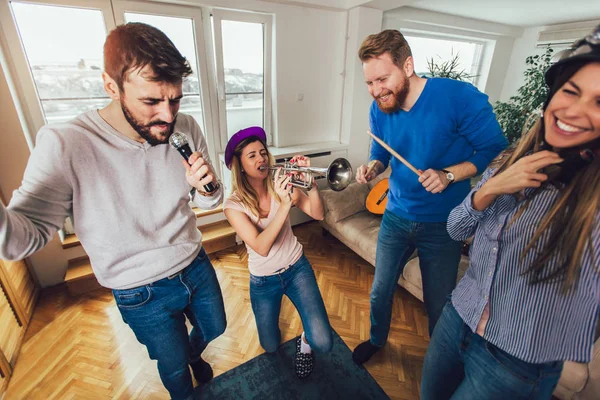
left=230, top=137, right=280, bottom=219
left=492, top=113, right=599, bottom=292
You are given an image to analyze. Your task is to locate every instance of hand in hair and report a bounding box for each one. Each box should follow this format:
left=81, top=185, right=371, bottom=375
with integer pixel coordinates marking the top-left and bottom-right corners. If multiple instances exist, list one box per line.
left=273, top=168, right=293, bottom=206
left=473, top=150, right=563, bottom=211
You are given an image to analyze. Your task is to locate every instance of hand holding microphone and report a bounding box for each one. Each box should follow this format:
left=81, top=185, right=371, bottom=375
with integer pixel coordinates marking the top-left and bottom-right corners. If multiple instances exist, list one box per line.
left=169, top=132, right=216, bottom=193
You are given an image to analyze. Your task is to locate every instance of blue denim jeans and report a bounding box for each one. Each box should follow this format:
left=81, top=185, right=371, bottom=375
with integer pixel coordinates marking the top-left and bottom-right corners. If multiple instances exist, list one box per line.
left=112, top=248, right=226, bottom=400
left=250, top=253, right=333, bottom=354
left=370, top=210, right=461, bottom=345
left=421, top=301, right=563, bottom=400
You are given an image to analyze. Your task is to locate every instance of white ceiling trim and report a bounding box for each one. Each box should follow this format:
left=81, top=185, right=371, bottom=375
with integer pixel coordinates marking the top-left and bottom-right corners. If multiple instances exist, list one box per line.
left=385, top=6, right=523, bottom=38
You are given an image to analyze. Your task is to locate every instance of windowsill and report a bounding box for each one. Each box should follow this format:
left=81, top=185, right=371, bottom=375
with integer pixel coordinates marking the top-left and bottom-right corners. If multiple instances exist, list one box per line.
left=61, top=205, right=223, bottom=250
left=268, top=141, right=348, bottom=159
left=218, top=141, right=348, bottom=164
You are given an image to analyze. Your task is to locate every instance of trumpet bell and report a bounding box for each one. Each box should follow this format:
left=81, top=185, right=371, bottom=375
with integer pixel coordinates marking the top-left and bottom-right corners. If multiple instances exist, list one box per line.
left=266, top=157, right=353, bottom=191
left=327, top=158, right=353, bottom=191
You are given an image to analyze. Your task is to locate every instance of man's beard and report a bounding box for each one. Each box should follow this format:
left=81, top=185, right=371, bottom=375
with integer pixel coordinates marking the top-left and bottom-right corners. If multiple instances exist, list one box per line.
left=121, top=102, right=177, bottom=146
left=376, top=78, right=410, bottom=114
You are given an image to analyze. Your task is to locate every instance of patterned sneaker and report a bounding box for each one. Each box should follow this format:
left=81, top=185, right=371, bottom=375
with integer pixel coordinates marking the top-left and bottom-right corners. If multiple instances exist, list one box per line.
left=294, top=336, right=315, bottom=379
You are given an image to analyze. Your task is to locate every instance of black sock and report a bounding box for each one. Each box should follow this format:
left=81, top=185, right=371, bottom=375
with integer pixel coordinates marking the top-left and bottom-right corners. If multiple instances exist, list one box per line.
left=190, top=357, right=213, bottom=383
left=352, top=340, right=381, bottom=365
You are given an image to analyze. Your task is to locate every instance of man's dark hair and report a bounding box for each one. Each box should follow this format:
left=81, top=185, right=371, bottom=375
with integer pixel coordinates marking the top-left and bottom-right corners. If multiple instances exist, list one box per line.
left=104, top=22, right=193, bottom=89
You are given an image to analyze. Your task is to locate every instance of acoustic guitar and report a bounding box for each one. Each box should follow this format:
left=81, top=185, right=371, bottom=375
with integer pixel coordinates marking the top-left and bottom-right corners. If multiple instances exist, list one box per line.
left=366, top=179, right=389, bottom=215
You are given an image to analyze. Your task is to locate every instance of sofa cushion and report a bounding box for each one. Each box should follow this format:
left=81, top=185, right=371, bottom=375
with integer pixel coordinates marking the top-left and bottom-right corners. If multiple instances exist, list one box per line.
left=402, top=255, right=470, bottom=292
left=330, top=211, right=381, bottom=247
left=352, top=214, right=384, bottom=261
left=557, top=361, right=589, bottom=393
left=321, top=182, right=370, bottom=223
left=322, top=210, right=381, bottom=266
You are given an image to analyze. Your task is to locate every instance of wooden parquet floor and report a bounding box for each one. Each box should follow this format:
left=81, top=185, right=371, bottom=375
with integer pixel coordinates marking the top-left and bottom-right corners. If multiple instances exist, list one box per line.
left=4, top=222, right=429, bottom=400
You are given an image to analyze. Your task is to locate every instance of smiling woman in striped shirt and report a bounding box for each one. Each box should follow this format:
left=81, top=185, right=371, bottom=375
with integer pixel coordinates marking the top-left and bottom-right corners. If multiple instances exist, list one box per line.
left=421, top=25, right=600, bottom=400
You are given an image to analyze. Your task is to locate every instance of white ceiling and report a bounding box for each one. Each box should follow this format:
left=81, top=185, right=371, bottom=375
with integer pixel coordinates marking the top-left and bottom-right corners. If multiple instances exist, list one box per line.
left=408, top=0, right=600, bottom=27
left=273, top=0, right=600, bottom=28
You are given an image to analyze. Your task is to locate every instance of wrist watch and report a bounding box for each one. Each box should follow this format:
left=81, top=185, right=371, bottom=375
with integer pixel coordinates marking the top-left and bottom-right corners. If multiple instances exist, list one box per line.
left=441, top=169, right=455, bottom=184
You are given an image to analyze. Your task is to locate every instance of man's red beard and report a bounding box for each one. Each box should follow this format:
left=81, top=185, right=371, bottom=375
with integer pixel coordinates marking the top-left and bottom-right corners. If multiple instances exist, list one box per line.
left=375, top=79, right=410, bottom=114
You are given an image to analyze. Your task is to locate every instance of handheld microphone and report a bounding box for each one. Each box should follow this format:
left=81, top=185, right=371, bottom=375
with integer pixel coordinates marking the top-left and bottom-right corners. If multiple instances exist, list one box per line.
left=169, top=132, right=215, bottom=193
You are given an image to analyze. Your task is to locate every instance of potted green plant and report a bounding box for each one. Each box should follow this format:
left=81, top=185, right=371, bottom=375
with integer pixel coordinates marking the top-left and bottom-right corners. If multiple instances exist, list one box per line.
left=494, top=46, right=554, bottom=144
left=425, top=52, right=477, bottom=82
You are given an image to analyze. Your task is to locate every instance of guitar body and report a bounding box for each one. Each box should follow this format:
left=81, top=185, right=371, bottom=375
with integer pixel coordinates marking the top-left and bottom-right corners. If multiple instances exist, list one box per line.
left=366, top=179, right=389, bottom=215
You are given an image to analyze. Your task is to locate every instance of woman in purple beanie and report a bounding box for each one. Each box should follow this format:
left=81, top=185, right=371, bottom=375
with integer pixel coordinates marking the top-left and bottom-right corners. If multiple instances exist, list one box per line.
left=222, top=127, right=333, bottom=379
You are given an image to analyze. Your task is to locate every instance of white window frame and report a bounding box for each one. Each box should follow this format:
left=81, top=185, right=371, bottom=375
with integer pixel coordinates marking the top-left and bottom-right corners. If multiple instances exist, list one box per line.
left=211, top=9, right=273, bottom=150
left=1, top=0, right=276, bottom=173
left=0, top=0, right=116, bottom=147
left=403, top=30, right=487, bottom=89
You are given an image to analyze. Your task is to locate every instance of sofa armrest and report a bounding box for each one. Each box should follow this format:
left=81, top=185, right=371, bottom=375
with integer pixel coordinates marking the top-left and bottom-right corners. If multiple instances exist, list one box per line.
left=321, top=181, right=370, bottom=223
left=577, top=338, right=600, bottom=399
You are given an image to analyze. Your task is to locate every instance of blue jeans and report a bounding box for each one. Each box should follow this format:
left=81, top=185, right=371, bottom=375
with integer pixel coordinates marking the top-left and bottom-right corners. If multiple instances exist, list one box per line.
left=250, top=253, right=333, bottom=354
left=112, top=248, right=226, bottom=400
left=421, top=301, right=563, bottom=400
left=370, top=210, right=461, bottom=345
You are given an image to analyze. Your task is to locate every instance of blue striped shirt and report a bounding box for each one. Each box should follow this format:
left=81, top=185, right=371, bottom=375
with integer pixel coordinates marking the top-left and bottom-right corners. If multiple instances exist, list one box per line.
left=449, top=167, right=600, bottom=363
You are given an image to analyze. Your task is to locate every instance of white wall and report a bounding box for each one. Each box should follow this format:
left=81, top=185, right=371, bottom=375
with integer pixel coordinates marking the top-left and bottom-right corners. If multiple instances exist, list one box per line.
left=340, top=7, right=383, bottom=171
left=382, top=6, right=524, bottom=104
left=499, top=19, right=599, bottom=102
left=268, top=3, right=347, bottom=147
left=204, top=0, right=347, bottom=147
left=499, top=26, right=544, bottom=102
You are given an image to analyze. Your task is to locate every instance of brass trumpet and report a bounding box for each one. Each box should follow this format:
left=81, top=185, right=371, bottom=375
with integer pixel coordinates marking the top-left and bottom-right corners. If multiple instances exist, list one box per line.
left=260, top=158, right=353, bottom=191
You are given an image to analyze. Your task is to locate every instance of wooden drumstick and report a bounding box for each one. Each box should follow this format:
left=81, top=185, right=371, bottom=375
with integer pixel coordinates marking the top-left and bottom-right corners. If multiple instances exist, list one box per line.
left=365, top=161, right=378, bottom=178
left=367, top=130, right=421, bottom=176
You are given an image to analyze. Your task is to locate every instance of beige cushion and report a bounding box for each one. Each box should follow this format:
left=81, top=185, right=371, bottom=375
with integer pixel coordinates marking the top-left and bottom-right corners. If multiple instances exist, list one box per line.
left=577, top=339, right=600, bottom=399
left=557, top=361, right=589, bottom=394
left=321, top=182, right=369, bottom=223
left=402, top=255, right=471, bottom=291
left=403, top=258, right=423, bottom=290
left=398, top=275, right=424, bottom=302
left=328, top=211, right=380, bottom=250
left=352, top=215, right=384, bottom=261
left=321, top=211, right=380, bottom=266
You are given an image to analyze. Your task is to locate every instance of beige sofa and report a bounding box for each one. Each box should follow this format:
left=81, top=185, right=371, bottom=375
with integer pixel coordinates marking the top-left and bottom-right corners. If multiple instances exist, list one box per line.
left=319, top=168, right=469, bottom=301
left=319, top=169, right=599, bottom=400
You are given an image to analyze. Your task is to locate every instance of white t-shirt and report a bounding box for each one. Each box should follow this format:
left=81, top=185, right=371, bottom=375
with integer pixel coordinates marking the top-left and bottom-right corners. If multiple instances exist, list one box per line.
left=223, top=193, right=303, bottom=276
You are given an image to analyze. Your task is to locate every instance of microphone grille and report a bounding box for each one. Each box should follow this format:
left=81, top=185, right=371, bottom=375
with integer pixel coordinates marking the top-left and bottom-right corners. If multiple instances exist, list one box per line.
left=169, top=131, right=188, bottom=149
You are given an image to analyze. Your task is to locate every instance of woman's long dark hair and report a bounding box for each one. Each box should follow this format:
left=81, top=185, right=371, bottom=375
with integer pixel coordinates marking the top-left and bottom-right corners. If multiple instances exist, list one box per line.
left=492, top=62, right=600, bottom=291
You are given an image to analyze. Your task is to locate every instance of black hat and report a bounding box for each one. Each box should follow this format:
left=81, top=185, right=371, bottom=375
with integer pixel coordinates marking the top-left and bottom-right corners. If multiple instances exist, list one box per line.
left=545, top=24, right=600, bottom=88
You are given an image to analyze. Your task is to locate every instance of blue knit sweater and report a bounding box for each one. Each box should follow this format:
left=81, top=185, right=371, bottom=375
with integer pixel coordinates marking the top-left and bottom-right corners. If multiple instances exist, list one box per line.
left=369, top=77, right=508, bottom=222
